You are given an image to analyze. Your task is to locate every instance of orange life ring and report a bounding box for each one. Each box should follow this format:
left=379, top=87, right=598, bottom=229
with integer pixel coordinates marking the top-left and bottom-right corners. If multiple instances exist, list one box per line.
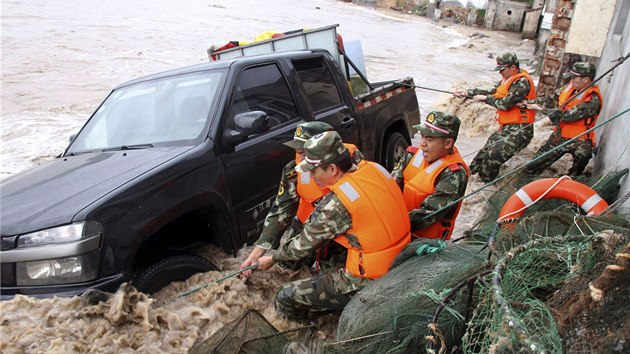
left=497, top=178, right=608, bottom=222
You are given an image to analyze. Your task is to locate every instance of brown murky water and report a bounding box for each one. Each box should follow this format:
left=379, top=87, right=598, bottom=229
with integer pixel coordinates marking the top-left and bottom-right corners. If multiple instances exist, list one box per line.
left=0, top=0, right=545, bottom=352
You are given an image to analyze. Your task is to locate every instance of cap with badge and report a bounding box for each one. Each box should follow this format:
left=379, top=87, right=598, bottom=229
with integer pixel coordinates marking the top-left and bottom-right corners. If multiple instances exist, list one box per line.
left=494, top=52, right=519, bottom=71
left=563, top=62, right=596, bottom=79
left=283, top=121, right=334, bottom=150
left=295, top=131, right=348, bottom=172
left=415, top=111, right=461, bottom=138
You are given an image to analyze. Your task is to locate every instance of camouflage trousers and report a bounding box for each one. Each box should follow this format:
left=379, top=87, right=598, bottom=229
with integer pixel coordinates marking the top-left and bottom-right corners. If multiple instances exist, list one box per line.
left=278, top=241, right=347, bottom=273
left=525, top=135, right=593, bottom=176
left=274, top=267, right=372, bottom=320
left=470, top=123, right=533, bottom=183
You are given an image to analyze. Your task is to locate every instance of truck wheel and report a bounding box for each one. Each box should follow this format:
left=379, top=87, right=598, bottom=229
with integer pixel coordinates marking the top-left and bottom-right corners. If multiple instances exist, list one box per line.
left=383, top=132, right=409, bottom=171
left=133, top=254, right=218, bottom=294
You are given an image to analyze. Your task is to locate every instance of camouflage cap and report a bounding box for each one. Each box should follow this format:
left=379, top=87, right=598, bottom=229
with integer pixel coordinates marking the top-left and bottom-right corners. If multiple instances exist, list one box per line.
left=295, top=131, right=348, bottom=172
left=414, top=111, right=460, bottom=138
left=564, top=62, right=596, bottom=79
left=494, top=52, right=519, bottom=71
left=283, top=121, right=334, bottom=150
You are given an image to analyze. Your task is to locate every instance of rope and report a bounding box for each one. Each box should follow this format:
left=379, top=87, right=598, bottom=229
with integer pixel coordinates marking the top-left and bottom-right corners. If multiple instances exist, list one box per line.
left=415, top=240, right=447, bottom=256
left=416, top=107, right=630, bottom=227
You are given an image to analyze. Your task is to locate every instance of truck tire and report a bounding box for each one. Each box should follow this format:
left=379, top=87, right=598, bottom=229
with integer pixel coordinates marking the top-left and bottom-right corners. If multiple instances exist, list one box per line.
left=133, top=254, right=218, bottom=294
left=383, top=132, right=409, bottom=171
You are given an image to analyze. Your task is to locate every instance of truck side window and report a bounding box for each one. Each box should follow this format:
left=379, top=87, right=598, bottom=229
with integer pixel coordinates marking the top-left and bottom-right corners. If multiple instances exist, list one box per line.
left=227, top=64, right=298, bottom=130
left=293, top=58, right=343, bottom=113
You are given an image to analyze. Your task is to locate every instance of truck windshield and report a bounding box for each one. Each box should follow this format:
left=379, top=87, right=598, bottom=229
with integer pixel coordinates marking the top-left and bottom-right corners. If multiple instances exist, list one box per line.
left=66, top=70, right=224, bottom=154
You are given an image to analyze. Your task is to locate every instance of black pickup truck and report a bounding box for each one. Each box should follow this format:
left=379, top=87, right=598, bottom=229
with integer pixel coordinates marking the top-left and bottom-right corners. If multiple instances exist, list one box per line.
left=0, top=46, right=419, bottom=298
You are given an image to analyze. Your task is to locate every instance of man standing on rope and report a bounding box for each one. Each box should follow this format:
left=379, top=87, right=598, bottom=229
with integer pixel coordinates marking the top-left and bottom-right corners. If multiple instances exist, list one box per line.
left=453, top=52, right=537, bottom=183
left=523, top=62, right=603, bottom=176
left=239, top=122, right=363, bottom=277
left=255, top=131, right=411, bottom=320
left=391, top=111, right=469, bottom=240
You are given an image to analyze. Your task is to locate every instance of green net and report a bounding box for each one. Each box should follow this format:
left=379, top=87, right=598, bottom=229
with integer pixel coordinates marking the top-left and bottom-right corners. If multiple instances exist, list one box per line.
left=461, top=226, right=630, bottom=353
left=326, top=239, right=488, bottom=353
left=190, top=309, right=317, bottom=354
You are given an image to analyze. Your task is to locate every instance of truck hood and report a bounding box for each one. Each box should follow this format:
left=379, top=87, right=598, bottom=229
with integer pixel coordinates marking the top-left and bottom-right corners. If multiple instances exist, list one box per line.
left=0, top=147, right=191, bottom=236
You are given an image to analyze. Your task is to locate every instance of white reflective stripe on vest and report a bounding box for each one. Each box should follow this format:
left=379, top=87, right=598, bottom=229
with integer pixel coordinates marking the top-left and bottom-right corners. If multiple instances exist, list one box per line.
left=581, top=193, right=603, bottom=212
left=411, top=152, right=423, bottom=167
left=425, top=159, right=444, bottom=174
left=300, top=172, right=311, bottom=184
left=339, top=182, right=360, bottom=202
left=375, top=163, right=392, bottom=179
left=515, top=189, right=533, bottom=207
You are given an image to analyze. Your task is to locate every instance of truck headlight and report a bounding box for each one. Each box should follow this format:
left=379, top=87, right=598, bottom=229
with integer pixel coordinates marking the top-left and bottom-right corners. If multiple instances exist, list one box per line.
left=10, top=221, right=103, bottom=286
left=16, top=251, right=99, bottom=286
left=17, top=221, right=101, bottom=247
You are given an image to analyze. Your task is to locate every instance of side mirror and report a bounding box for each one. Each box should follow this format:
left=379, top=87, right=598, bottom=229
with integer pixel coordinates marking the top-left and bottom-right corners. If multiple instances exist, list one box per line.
left=222, top=111, right=269, bottom=150
left=68, top=133, right=77, bottom=144
left=234, top=111, right=269, bottom=135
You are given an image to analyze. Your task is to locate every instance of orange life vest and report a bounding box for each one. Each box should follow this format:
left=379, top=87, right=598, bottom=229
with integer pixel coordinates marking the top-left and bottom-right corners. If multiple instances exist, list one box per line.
left=556, top=83, right=603, bottom=145
left=493, top=69, right=537, bottom=126
left=330, top=161, right=411, bottom=279
left=296, top=143, right=358, bottom=223
left=401, top=146, right=469, bottom=240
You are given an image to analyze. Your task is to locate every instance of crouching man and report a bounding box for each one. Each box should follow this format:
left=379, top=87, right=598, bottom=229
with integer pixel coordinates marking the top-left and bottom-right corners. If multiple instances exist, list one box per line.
left=392, top=111, right=469, bottom=240
left=256, top=131, right=411, bottom=320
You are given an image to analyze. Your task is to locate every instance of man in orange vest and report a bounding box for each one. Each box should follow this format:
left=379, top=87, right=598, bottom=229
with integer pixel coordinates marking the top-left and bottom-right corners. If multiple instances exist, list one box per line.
left=523, top=62, right=603, bottom=176
left=453, top=52, right=536, bottom=183
left=239, top=122, right=363, bottom=277
left=391, top=111, right=469, bottom=240
left=254, top=131, right=411, bottom=320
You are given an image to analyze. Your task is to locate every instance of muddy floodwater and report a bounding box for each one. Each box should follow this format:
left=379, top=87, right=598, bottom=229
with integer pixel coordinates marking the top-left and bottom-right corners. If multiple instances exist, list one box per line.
left=0, top=0, right=544, bottom=352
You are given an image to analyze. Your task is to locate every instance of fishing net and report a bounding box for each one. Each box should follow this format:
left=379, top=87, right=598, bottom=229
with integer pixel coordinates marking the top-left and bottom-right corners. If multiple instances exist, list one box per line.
left=456, top=170, right=630, bottom=353
left=461, top=223, right=630, bottom=353
left=189, top=309, right=317, bottom=354
left=325, top=239, right=488, bottom=353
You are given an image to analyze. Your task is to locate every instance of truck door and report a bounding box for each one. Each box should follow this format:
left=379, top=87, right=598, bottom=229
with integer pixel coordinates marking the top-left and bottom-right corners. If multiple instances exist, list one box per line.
left=292, top=57, right=361, bottom=146
left=220, top=62, right=301, bottom=244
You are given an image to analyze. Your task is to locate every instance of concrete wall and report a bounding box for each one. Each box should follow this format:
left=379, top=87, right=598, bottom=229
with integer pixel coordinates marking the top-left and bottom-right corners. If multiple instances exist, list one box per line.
left=494, top=1, right=530, bottom=31
left=565, top=0, right=617, bottom=57
left=522, top=8, right=543, bottom=39
left=484, top=0, right=498, bottom=28
left=593, top=0, right=630, bottom=208
left=485, top=0, right=530, bottom=32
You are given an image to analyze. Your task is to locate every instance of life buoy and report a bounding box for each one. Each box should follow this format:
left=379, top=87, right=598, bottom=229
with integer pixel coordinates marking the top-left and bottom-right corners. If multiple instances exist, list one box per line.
left=497, top=177, right=608, bottom=222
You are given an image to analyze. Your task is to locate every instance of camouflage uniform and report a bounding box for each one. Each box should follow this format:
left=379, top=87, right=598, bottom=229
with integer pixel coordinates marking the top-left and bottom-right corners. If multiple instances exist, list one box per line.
left=254, top=122, right=362, bottom=271
left=272, top=192, right=371, bottom=319
left=391, top=111, right=468, bottom=232
left=525, top=62, right=602, bottom=176
left=468, top=53, right=534, bottom=182
left=271, top=132, right=376, bottom=320
left=392, top=154, right=468, bottom=231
